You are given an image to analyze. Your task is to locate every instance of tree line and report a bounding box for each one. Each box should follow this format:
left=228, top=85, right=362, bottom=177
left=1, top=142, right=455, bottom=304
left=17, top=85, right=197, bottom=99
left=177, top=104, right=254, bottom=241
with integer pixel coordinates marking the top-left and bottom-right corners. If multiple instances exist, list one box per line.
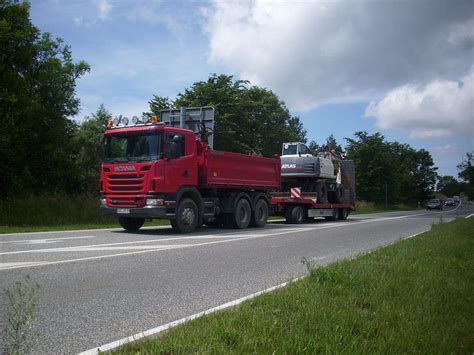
left=1, top=0, right=472, bottom=203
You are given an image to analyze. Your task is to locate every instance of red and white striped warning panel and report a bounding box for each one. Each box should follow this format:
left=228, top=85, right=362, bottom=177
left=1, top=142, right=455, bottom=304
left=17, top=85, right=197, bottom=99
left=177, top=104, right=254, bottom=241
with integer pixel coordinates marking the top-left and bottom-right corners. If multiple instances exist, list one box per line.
left=290, top=187, right=301, bottom=199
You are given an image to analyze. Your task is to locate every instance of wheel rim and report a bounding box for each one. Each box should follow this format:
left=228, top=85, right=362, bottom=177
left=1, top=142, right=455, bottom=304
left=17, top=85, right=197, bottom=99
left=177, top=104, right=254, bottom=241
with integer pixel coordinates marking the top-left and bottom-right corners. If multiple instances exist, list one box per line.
left=182, top=207, right=195, bottom=226
left=238, top=206, right=249, bottom=224
left=296, top=208, right=303, bottom=222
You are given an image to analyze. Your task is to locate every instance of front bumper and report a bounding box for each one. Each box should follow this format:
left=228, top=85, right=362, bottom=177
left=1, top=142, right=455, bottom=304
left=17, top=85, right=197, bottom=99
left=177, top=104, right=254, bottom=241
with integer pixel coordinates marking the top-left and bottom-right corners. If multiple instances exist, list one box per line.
left=100, top=206, right=168, bottom=218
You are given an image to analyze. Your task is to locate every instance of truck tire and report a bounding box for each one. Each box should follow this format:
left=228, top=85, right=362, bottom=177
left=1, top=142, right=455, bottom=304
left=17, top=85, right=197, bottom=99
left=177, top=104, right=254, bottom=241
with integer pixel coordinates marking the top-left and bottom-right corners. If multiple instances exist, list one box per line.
left=118, top=217, right=145, bottom=232
left=172, top=198, right=199, bottom=233
left=338, top=208, right=348, bottom=220
left=250, top=199, right=269, bottom=228
left=231, top=198, right=251, bottom=229
left=285, top=205, right=304, bottom=224
left=316, top=182, right=328, bottom=203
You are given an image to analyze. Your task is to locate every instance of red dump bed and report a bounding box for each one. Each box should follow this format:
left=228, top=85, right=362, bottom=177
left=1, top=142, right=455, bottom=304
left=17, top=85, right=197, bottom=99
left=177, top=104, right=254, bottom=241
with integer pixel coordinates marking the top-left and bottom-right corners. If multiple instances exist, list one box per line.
left=202, top=150, right=280, bottom=190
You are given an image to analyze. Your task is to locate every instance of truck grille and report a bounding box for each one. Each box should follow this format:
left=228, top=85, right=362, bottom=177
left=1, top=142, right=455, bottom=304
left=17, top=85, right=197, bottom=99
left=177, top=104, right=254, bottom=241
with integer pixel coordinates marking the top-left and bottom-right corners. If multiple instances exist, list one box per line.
left=107, top=173, right=145, bottom=192
left=107, top=195, right=146, bottom=208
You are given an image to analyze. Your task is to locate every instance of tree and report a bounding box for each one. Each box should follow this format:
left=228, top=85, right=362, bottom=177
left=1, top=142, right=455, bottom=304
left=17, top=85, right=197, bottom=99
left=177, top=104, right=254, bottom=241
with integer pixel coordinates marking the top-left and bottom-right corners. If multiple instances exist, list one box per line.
left=0, top=0, right=89, bottom=196
left=72, top=105, right=111, bottom=192
left=457, top=152, right=474, bottom=199
left=146, top=95, right=171, bottom=118
left=345, top=132, right=437, bottom=204
left=308, top=135, right=344, bottom=156
left=437, top=175, right=462, bottom=197
left=345, top=132, right=398, bottom=204
left=168, top=74, right=306, bottom=156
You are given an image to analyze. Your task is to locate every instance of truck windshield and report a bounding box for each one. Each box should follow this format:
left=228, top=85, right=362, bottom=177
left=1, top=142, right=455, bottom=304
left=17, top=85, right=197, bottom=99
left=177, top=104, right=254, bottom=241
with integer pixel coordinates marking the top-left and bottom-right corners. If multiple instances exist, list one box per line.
left=104, top=131, right=162, bottom=163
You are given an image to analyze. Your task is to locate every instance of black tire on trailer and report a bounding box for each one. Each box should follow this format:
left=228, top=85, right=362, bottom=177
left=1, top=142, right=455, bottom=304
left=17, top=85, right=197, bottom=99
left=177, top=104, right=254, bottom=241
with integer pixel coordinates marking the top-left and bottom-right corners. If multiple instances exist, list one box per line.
left=118, top=217, right=145, bottom=232
left=250, top=199, right=269, bottom=228
left=286, top=205, right=305, bottom=224
left=172, top=198, right=199, bottom=233
left=338, top=208, right=348, bottom=220
left=231, top=198, right=251, bottom=229
left=316, top=181, right=328, bottom=203
left=334, top=185, right=344, bottom=203
left=325, top=209, right=338, bottom=221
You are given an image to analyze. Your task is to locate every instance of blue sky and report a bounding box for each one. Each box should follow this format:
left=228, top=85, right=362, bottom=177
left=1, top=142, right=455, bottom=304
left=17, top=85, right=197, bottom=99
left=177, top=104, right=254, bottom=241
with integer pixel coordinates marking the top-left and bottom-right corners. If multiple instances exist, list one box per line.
left=29, top=0, right=473, bottom=177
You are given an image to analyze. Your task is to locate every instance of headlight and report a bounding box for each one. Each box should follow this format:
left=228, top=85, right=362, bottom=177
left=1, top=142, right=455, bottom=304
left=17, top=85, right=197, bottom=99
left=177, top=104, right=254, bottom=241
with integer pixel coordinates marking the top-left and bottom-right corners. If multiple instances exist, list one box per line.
left=146, top=198, right=164, bottom=206
left=100, top=198, right=107, bottom=206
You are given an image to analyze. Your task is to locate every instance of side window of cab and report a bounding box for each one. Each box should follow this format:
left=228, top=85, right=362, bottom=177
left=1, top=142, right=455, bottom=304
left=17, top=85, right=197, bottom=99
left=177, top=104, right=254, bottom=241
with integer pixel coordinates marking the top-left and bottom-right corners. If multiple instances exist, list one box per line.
left=166, top=133, right=185, bottom=159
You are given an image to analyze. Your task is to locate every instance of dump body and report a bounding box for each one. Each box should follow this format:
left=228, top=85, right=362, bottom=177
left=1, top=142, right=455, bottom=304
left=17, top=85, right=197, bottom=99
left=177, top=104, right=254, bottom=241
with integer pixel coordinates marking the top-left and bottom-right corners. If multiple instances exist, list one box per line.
left=202, top=150, right=280, bottom=190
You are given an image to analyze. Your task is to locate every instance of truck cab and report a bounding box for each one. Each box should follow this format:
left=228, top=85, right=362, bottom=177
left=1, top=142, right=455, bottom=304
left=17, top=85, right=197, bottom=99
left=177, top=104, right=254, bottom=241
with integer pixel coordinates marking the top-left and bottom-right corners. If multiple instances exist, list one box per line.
left=100, top=123, right=199, bottom=224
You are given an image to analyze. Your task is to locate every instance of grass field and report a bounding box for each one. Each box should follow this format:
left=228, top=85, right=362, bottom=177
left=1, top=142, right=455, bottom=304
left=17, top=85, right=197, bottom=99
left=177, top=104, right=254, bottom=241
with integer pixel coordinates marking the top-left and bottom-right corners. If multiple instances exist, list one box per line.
left=112, top=217, right=474, bottom=354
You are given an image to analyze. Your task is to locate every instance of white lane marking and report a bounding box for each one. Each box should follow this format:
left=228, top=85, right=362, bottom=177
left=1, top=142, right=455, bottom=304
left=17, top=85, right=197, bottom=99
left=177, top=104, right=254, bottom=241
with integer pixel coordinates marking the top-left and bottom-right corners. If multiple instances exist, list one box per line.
left=78, top=275, right=306, bottom=355
left=0, top=227, right=317, bottom=256
left=35, top=245, right=186, bottom=252
left=0, top=225, right=169, bottom=237
left=1, top=209, right=467, bottom=270
left=0, top=236, right=95, bottom=245
left=466, top=213, right=474, bottom=219
left=79, top=223, right=437, bottom=355
left=0, top=261, right=47, bottom=269
left=0, top=229, right=309, bottom=256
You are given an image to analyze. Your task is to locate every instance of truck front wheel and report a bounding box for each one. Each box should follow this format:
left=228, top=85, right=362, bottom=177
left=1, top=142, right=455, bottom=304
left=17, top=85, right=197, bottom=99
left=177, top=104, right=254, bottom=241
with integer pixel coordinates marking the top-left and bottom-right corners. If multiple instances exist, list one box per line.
left=250, top=199, right=269, bottom=228
left=172, top=198, right=199, bottom=233
left=118, top=217, right=145, bottom=232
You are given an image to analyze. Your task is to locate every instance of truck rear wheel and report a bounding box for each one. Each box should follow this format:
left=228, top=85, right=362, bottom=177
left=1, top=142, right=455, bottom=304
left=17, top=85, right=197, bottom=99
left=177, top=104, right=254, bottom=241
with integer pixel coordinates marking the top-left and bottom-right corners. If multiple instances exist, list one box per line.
left=250, top=199, right=268, bottom=228
left=285, top=205, right=304, bottom=224
left=118, top=217, right=145, bottom=232
left=231, top=198, right=251, bottom=229
left=172, top=198, right=199, bottom=233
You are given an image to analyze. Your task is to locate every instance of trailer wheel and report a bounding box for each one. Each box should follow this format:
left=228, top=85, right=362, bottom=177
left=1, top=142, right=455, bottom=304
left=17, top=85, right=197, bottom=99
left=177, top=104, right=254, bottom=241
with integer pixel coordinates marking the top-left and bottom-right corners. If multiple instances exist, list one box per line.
left=230, top=198, right=251, bottom=229
left=250, top=199, right=269, bottom=228
left=334, top=185, right=344, bottom=203
left=338, top=208, right=348, bottom=220
left=286, top=205, right=304, bottom=224
left=118, top=217, right=145, bottom=232
left=172, top=198, right=199, bottom=233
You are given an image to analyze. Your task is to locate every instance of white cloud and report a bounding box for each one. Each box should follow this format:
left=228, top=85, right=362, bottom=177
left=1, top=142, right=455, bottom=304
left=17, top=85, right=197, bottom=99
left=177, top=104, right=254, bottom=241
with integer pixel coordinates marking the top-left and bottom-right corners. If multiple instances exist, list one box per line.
left=365, top=68, right=474, bottom=139
left=96, top=0, right=112, bottom=20
left=203, top=0, right=474, bottom=111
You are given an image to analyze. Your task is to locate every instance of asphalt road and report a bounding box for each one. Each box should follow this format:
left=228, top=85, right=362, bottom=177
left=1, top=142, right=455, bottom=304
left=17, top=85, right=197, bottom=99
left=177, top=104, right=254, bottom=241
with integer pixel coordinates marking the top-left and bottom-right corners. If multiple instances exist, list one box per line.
left=0, top=204, right=472, bottom=353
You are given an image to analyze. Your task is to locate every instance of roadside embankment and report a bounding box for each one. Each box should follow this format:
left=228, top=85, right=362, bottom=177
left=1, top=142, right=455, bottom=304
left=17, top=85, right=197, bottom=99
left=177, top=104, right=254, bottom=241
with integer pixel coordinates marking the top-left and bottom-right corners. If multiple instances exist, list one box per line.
left=112, top=217, right=474, bottom=354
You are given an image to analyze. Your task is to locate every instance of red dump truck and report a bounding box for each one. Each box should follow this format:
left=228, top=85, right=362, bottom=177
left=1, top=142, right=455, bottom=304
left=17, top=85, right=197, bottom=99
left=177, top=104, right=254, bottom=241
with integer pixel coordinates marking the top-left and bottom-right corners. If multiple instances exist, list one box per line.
left=100, top=107, right=280, bottom=233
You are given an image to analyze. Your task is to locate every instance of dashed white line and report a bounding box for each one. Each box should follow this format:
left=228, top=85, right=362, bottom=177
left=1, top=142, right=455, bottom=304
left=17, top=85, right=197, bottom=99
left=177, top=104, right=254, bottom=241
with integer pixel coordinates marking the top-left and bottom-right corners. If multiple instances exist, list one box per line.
left=0, top=236, right=95, bottom=245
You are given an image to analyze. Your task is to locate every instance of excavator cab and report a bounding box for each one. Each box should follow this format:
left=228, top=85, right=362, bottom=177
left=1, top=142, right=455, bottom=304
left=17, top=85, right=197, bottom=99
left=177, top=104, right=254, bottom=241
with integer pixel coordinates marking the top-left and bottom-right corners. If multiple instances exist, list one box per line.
left=282, top=142, right=312, bottom=156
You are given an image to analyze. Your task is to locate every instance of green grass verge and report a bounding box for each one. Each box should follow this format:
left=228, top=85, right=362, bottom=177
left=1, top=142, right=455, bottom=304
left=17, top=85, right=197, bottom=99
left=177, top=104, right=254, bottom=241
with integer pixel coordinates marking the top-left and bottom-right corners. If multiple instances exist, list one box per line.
left=353, top=200, right=416, bottom=214
left=0, top=194, right=169, bottom=234
left=112, top=218, right=474, bottom=354
left=0, top=195, right=416, bottom=234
